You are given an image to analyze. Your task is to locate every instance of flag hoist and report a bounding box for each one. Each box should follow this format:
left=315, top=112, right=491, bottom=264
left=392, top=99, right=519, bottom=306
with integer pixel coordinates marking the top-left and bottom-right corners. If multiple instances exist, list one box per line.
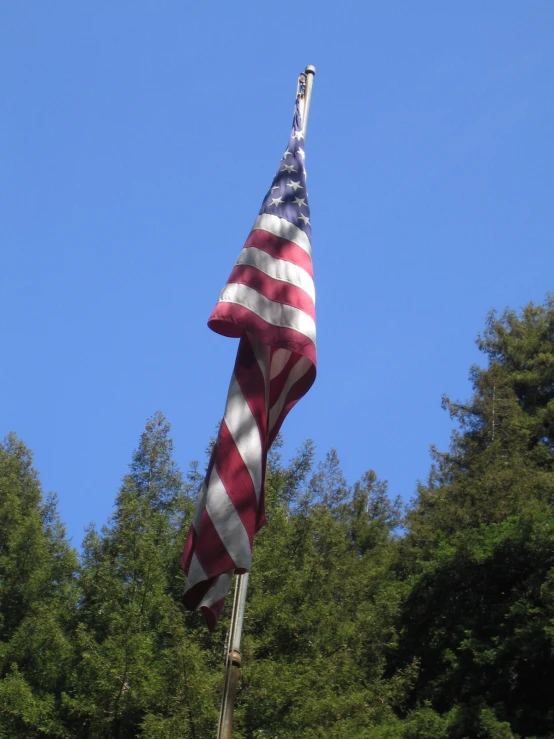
left=181, top=65, right=316, bottom=737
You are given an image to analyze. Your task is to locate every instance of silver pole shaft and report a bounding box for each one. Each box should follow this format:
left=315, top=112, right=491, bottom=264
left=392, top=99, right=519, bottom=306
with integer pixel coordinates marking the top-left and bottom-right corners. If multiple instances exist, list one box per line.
left=217, top=573, right=249, bottom=739
left=302, top=65, right=316, bottom=138
left=217, top=573, right=241, bottom=739
left=230, top=572, right=249, bottom=652
left=216, top=66, right=316, bottom=739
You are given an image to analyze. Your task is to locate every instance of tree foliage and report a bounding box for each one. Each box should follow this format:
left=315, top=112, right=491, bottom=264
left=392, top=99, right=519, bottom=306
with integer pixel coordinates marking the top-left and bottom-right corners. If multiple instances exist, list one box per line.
left=398, top=296, right=554, bottom=737
left=0, top=435, right=78, bottom=737
left=1, top=296, right=554, bottom=737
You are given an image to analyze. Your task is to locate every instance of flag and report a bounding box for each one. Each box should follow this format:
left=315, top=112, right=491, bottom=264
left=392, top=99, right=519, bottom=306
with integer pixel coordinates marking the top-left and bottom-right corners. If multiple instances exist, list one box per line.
left=181, top=83, right=316, bottom=629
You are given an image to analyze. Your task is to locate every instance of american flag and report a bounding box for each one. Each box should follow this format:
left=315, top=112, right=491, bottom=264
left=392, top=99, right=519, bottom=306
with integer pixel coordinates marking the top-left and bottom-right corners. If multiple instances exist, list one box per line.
left=181, top=86, right=316, bottom=629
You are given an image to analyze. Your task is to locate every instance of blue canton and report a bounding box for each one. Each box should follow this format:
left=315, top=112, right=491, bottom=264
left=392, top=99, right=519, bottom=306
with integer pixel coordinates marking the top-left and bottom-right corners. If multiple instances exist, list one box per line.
left=259, top=98, right=311, bottom=241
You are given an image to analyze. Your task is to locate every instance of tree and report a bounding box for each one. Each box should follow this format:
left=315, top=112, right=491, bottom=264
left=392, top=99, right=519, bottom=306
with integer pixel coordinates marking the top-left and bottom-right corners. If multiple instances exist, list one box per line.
left=410, top=297, right=554, bottom=545
left=73, top=412, right=220, bottom=738
left=396, top=297, right=554, bottom=737
left=0, top=434, right=78, bottom=738
left=233, top=442, right=412, bottom=738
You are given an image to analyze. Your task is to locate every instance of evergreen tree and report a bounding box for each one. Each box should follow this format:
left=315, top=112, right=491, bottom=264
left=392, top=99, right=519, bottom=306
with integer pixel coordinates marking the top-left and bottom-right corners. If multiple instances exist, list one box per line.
left=409, top=297, right=554, bottom=545
left=73, top=412, right=220, bottom=738
left=396, top=297, right=554, bottom=737
left=234, top=442, right=412, bottom=738
left=4, top=297, right=553, bottom=737
left=0, top=434, right=78, bottom=738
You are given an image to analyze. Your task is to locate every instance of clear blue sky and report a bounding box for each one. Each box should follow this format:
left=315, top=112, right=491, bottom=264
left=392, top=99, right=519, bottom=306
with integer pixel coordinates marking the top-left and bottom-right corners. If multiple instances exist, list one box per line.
left=2, top=2, right=553, bottom=547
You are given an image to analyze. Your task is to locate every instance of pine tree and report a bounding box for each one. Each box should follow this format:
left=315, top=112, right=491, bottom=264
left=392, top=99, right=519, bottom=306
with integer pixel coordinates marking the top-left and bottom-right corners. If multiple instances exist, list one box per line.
left=234, top=442, right=412, bottom=738
left=409, top=297, right=554, bottom=546
left=0, top=434, right=78, bottom=738
left=73, top=412, right=220, bottom=738
left=396, top=297, right=554, bottom=737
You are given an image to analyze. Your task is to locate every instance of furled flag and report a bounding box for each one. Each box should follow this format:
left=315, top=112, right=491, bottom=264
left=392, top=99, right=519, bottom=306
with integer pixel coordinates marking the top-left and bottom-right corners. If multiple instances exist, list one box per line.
left=181, top=82, right=316, bottom=629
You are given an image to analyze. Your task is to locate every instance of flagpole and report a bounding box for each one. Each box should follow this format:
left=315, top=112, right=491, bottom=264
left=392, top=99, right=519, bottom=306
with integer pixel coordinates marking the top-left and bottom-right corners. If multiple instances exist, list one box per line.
left=216, top=65, right=316, bottom=739
left=302, top=64, right=316, bottom=134
left=217, top=572, right=249, bottom=739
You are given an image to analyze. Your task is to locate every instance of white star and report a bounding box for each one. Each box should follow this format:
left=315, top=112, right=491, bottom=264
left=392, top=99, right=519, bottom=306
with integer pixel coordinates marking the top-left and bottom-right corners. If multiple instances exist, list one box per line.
left=298, top=213, right=310, bottom=225
left=282, top=164, right=297, bottom=174
left=293, top=129, right=304, bottom=141
left=287, top=180, right=303, bottom=192
left=269, top=196, right=284, bottom=207
left=297, top=148, right=305, bottom=160
left=282, top=149, right=292, bottom=159
left=293, top=197, right=307, bottom=207
left=271, top=184, right=280, bottom=192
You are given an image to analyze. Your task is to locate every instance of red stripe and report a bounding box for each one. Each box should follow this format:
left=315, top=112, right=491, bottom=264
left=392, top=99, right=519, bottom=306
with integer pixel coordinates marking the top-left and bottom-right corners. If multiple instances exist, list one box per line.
left=233, top=336, right=268, bottom=530
left=193, top=508, right=236, bottom=578
left=181, top=452, right=217, bottom=574
left=245, top=230, right=313, bottom=276
left=236, top=337, right=269, bottom=530
left=214, top=421, right=258, bottom=547
left=268, top=363, right=316, bottom=446
left=183, top=578, right=213, bottom=610
left=234, top=336, right=268, bottom=446
left=226, top=265, right=315, bottom=318
left=183, top=579, right=226, bottom=632
left=201, top=597, right=226, bottom=631
left=209, top=304, right=316, bottom=366
left=181, top=526, right=196, bottom=573
left=268, top=352, right=304, bottom=409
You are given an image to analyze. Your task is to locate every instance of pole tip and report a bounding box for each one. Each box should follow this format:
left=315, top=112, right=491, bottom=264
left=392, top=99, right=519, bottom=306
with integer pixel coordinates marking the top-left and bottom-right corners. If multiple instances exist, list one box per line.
left=305, top=65, right=316, bottom=76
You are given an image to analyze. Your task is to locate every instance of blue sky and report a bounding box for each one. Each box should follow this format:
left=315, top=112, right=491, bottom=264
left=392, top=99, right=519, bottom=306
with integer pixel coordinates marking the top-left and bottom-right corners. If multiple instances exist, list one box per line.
left=2, top=2, right=553, bottom=547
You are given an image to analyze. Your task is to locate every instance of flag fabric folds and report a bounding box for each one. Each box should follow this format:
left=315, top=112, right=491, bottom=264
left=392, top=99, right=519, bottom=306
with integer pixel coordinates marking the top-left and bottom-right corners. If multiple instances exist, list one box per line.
left=181, top=91, right=316, bottom=629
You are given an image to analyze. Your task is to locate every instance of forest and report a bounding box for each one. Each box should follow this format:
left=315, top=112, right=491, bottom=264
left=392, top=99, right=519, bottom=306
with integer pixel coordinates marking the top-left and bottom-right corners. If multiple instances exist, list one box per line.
left=1, top=297, right=553, bottom=739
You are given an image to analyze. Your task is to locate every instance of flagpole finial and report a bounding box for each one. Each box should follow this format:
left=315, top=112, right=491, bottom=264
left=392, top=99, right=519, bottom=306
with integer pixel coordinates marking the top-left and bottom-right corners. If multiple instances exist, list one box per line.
left=305, top=65, right=316, bottom=75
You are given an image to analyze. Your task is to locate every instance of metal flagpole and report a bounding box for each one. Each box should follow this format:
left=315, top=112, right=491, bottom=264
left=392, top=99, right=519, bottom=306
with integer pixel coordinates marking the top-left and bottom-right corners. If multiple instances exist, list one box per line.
left=302, top=64, right=316, bottom=134
left=216, top=64, right=316, bottom=739
left=217, top=572, right=249, bottom=739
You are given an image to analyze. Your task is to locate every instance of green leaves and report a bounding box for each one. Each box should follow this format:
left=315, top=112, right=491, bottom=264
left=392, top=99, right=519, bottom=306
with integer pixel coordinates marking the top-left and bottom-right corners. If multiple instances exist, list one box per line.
left=0, top=436, right=78, bottom=738
left=3, top=296, right=554, bottom=737
left=74, top=412, right=219, bottom=737
left=399, top=296, right=554, bottom=737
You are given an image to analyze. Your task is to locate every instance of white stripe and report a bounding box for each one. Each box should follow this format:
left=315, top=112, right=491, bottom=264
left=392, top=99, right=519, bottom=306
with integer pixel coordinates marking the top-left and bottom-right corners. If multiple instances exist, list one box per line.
left=205, top=466, right=252, bottom=569
left=236, top=247, right=315, bottom=302
left=218, top=283, right=316, bottom=344
left=251, top=213, right=311, bottom=257
left=198, top=571, right=234, bottom=610
left=224, top=373, right=263, bottom=499
left=250, top=335, right=270, bottom=394
left=184, top=558, right=234, bottom=611
left=269, top=356, right=312, bottom=431
left=184, top=552, right=207, bottom=591
left=270, top=348, right=292, bottom=380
